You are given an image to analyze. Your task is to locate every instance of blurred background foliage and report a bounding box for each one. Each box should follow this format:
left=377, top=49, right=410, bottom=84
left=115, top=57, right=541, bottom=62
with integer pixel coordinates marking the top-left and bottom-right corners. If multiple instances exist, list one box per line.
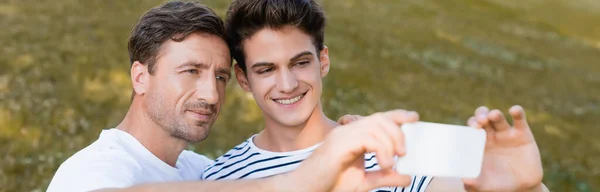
left=0, top=0, right=599, bottom=191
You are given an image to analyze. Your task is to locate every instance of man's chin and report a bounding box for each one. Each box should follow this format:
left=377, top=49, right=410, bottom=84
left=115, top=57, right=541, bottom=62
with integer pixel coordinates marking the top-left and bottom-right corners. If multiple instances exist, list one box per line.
left=181, top=131, right=210, bottom=144
left=174, top=124, right=211, bottom=144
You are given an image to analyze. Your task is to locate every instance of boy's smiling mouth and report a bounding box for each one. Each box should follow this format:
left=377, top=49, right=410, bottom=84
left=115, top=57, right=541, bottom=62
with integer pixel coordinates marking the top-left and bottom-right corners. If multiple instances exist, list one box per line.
left=272, top=91, right=307, bottom=105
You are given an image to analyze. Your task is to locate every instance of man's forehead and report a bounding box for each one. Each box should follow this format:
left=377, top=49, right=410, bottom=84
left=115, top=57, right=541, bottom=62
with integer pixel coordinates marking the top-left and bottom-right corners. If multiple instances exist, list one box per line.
left=156, top=34, right=231, bottom=69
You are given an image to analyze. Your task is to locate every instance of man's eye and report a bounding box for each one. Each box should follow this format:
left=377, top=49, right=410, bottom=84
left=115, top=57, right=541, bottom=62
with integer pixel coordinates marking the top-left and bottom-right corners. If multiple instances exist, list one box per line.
left=216, top=75, right=228, bottom=82
left=184, top=69, right=199, bottom=74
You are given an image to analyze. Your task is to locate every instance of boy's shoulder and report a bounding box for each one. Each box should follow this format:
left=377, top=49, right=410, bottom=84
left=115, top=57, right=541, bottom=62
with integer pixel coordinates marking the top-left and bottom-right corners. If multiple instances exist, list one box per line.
left=202, top=140, right=257, bottom=180
left=202, top=137, right=315, bottom=180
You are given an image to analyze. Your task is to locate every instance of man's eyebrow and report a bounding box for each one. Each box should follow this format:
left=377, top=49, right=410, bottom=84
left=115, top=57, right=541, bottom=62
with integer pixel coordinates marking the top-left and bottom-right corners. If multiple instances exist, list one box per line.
left=175, top=61, right=209, bottom=70
left=289, top=51, right=314, bottom=62
left=216, top=67, right=231, bottom=76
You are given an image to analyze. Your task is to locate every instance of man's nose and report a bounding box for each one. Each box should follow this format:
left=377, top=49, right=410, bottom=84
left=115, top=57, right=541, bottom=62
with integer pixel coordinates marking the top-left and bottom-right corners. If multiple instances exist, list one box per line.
left=194, top=73, right=219, bottom=104
left=276, top=69, right=298, bottom=93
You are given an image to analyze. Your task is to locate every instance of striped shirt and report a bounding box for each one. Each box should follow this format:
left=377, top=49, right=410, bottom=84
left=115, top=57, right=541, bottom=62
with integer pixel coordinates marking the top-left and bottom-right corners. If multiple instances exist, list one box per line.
left=202, top=135, right=431, bottom=192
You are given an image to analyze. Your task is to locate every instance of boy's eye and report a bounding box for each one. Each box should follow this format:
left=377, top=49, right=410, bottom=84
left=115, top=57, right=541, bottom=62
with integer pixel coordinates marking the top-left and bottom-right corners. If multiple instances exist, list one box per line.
left=257, top=67, right=274, bottom=74
left=297, top=61, right=310, bottom=66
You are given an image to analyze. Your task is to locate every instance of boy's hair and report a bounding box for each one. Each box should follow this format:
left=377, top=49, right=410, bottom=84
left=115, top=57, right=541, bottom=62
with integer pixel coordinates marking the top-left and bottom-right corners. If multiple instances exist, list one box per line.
left=128, top=1, right=226, bottom=75
left=225, top=0, right=326, bottom=72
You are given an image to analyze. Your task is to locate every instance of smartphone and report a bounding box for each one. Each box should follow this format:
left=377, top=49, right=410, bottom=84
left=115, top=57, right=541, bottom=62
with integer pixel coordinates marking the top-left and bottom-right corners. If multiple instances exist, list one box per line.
left=394, top=121, right=487, bottom=178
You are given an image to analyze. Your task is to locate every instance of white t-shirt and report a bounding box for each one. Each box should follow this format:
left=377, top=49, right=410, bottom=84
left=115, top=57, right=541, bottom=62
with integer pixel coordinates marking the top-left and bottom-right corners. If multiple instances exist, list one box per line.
left=202, top=135, right=432, bottom=192
left=47, top=129, right=212, bottom=192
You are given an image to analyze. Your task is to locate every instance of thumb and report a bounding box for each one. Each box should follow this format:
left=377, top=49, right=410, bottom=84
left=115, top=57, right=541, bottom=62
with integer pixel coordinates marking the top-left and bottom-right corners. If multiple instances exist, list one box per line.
left=462, top=178, right=479, bottom=191
left=360, top=170, right=411, bottom=191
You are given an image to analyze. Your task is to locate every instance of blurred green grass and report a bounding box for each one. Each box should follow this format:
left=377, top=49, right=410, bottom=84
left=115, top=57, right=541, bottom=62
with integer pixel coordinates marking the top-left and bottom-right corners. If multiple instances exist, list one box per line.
left=0, top=0, right=599, bottom=191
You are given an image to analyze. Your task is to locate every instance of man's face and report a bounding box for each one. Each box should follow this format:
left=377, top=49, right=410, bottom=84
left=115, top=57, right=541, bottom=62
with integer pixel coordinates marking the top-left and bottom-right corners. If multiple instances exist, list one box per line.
left=144, top=33, right=231, bottom=143
left=236, top=26, right=330, bottom=127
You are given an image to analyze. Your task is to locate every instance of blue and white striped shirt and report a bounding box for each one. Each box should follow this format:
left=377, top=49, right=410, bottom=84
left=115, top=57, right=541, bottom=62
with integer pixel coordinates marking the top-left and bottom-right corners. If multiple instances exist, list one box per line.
left=202, top=135, right=431, bottom=192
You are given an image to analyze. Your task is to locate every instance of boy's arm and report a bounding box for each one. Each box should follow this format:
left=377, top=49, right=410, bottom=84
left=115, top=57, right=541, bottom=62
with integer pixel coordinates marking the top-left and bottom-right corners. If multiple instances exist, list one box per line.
left=96, top=109, right=418, bottom=192
left=425, top=178, right=549, bottom=192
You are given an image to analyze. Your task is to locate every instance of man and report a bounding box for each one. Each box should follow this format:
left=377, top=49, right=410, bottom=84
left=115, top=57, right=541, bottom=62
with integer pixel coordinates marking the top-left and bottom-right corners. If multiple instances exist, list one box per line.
left=201, top=0, right=548, bottom=191
left=47, top=1, right=421, bottom=191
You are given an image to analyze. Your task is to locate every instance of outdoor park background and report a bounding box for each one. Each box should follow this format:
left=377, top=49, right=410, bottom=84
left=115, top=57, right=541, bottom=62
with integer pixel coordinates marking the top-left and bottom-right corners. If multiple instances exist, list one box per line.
left=0, top=0, right=599, bottom=191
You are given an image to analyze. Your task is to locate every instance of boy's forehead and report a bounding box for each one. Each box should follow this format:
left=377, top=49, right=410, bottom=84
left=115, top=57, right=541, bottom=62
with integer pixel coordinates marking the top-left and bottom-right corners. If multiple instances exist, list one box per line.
left=243, top=27, right=317, bottom=64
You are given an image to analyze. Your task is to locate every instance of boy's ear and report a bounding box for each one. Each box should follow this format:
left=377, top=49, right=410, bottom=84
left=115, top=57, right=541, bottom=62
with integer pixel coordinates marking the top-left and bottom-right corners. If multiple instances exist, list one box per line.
left=235, top=64, right=251, bottom=92
left=131, top=61, right=150, bottom=96
left=319, top=45, right=330, bottom=78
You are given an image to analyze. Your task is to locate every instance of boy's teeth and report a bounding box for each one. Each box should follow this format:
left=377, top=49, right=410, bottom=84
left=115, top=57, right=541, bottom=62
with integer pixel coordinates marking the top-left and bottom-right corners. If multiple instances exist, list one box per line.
left=275, top=94, right=304, bottom=105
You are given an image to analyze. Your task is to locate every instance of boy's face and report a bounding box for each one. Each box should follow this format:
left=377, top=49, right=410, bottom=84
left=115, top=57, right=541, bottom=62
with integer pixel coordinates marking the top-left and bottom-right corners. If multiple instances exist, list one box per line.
left=236, top=26, right=330, bottom=127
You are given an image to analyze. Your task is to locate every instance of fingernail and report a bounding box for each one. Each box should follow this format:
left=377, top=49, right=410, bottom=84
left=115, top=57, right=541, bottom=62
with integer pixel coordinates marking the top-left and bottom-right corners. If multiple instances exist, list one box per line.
left=477, top=114, right=487, bottom=120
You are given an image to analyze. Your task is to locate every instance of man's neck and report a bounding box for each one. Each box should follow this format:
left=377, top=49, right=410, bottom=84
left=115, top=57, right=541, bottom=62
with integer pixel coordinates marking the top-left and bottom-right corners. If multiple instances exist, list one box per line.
left=255, top=102, right=338, bottom=152
left=116, top=98, right=187, bottom=167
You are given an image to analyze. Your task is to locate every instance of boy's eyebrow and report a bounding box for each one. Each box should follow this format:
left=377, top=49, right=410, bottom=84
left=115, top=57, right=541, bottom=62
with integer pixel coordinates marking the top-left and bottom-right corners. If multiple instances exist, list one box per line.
left=289, top=51, right=313, bottom=62
left=249, top=51, right=314, bottom=70
left=250, top=62, right=275, bottom=70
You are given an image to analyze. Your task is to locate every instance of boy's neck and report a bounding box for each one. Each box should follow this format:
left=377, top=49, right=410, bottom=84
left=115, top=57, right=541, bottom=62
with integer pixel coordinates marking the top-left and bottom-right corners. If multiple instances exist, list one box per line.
left=254, top=102, right=338, bottom=152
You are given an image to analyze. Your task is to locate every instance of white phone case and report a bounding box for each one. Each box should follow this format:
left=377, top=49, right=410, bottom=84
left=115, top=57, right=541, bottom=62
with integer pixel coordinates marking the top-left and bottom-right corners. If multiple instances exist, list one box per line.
left=395, top=121, right=487, bottom=178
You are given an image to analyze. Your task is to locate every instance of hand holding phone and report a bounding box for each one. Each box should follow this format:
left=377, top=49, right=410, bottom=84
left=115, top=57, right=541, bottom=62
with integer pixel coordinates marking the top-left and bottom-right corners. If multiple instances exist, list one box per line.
left=395, top=121, right=487, bottom=178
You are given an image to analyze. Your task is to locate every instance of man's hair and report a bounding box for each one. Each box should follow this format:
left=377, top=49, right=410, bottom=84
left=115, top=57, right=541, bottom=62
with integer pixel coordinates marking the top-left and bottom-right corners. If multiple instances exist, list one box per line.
left=128, top=1, right=226, bottom=74
left=225, top=0, right=326, bottom=72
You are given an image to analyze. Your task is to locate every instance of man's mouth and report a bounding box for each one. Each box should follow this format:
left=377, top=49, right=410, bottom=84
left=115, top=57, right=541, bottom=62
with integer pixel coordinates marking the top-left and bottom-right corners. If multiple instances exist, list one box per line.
left=186, top=109, right=215, bottom=121
left=187, top=109, right=214, bottom=115
left=273, top=92, right=307, bottom=105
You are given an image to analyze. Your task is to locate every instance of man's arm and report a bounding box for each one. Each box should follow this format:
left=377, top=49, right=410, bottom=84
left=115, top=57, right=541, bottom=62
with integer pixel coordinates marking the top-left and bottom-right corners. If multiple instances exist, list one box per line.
left=95, top=173, right=297, bottom=192
left=96, top=109, right=418, bottom=192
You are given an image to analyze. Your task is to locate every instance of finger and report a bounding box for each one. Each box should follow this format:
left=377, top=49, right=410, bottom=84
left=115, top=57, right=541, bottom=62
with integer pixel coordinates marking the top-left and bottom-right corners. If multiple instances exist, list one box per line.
left=361, top=170, right=411, bottom=191
left=487, top=109, right=511, bottom=132
left=476, top=112, right=493, bottom=133
left=373, top=114, right=406, bottom=157
left=475, top=106, right=489, bottom=116
left=366, top=126, right=395, bottom=170
left=353, top=115, right=364, bottom=121
left=337, top=114, right=354, bottom=125
left=509, top=105, right=529, bottom=130
left=362, top=134, right=394, bottom=170
left=467, top=116, right=482, bottom=128
left=380, top=110, right=419, bottom=126
left=462, top=178, right=479, bottom=191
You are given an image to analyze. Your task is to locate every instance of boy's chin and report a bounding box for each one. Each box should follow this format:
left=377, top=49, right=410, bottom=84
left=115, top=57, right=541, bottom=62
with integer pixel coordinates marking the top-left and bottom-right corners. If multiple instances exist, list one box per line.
left=273, top=115, right=310, bottom=127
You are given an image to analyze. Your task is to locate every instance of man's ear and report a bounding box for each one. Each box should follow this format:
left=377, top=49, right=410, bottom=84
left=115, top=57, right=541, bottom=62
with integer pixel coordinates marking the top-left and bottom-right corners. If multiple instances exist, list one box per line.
left=319, top=45, right=330, bottom=78
left=234, top=64, right=251, bottom=92
left=131, top=61, right=149, bottom=96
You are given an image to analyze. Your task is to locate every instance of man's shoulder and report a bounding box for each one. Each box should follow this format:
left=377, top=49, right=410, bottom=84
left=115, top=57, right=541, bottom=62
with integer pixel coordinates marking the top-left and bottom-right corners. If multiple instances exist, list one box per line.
left=56, top=129, right=142, bottom=172
left=61, top=138, right=141, bottom=168
left=47, top=131, right=142, bottom=192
